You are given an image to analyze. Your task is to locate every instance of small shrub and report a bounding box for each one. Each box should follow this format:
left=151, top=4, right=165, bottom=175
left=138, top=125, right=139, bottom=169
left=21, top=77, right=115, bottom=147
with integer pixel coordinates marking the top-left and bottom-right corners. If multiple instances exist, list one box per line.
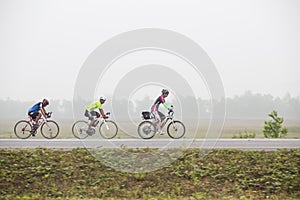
left=263, top=110, right=288, bottom=138
left=233, top=129, right=256, bottom=139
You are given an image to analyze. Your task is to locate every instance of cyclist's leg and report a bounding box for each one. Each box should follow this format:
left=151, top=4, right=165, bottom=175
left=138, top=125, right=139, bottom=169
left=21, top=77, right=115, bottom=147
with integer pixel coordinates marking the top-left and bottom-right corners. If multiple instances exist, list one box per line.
left=28, top=111, right=39, bottom=134
left=85, top=110, right=94, bottom=129
left=94, top=111, right=100, bottom=118
left=152, top=111, right=162, bottom=132
left=28, top=112, right=34, bottom=119
left=29, top=111, right=39, bottom=123
left=90, top=111, right=99, bottom=127
left=158, top=111, right=166, bottom=122
left=31, top=112, right=40, bottom=126
left=35, top=112, right=42, bottom=123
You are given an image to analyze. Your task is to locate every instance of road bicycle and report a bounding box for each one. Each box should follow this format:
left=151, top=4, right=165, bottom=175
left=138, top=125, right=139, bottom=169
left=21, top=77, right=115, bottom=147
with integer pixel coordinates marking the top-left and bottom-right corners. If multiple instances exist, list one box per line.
left=14, top=112, right=60, bottom=139
left=72, top=112, right=118, bottom=139
left=137, top=106, right=186, bottom=139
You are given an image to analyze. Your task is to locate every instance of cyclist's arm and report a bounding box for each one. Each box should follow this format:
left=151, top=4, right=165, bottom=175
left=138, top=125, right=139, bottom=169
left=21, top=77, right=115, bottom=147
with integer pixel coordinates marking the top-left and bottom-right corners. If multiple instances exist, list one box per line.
left=163, top=102, right=170, bottom=110
left=160, top=95, right=170, bottom=110
left=40, top=107, right=47, bottom=117
left=99, top=108, right=105, bottom=117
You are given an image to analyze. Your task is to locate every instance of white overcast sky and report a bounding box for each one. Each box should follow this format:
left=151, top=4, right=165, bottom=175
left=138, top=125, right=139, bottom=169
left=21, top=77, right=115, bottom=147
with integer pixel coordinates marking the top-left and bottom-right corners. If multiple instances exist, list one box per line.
left=0, top=0, right=299, bottom=101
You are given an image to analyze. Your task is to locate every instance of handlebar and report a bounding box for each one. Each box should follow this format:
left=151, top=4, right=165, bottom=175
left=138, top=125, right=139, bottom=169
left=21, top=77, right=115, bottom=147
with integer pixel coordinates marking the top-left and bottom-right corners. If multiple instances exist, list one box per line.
left=168, top=110, right=174, bottom=117
left=45, top=112, right=52, bottom=118
left=101, top=112, right=111, bottom=119
left=168, top=105, right=174, bottom=116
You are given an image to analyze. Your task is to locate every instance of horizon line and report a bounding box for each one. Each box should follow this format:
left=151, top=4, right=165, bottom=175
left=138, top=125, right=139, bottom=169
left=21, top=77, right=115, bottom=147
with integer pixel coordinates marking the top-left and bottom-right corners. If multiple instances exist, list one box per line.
left=0, top=91, right=299, bottom=102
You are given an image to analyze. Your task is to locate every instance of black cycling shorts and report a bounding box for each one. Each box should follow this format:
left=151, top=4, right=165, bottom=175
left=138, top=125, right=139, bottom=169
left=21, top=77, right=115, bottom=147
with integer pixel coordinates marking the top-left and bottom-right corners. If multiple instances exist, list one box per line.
left=84, top=110, right=100, bottom=120
left=28, top=111, right=39, bottom=119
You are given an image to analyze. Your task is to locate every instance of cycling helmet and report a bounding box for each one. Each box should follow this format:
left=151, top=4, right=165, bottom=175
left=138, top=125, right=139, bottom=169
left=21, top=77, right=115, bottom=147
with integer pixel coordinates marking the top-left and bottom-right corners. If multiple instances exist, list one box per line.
left=161, top=89, right=169, bottom=94
left=99, top=96, right=106, bottom=101
left=42, top=99, right=49, bottom=105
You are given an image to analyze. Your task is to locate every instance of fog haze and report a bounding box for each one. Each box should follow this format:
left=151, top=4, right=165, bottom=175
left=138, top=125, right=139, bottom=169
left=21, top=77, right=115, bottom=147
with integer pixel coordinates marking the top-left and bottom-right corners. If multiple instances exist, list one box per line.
left=0, top=0, right=300, bottom=101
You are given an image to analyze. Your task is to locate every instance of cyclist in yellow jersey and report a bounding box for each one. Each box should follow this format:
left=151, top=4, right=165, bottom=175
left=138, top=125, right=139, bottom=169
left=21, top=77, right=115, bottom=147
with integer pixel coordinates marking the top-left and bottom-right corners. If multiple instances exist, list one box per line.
left=85, top=96, right=108, bottom=131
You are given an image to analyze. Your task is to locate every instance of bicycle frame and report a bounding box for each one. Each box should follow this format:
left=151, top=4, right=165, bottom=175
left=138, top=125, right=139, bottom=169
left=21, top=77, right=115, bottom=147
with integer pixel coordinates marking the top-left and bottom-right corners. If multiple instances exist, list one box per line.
left=28, top=113, right=52, bottom=130
left=90, top=112, right=111, bottom=128
left=153, top=110, right=175, bottom=129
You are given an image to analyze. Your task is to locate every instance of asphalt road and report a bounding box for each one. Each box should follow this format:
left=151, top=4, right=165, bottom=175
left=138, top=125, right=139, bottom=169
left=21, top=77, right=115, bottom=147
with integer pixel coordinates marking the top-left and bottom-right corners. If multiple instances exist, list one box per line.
left=0, top=139, right=299, bottom=150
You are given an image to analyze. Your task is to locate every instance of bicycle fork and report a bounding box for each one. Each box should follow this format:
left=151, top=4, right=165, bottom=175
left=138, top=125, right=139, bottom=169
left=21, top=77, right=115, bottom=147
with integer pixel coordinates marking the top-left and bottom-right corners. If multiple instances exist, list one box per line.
left=104, top=121, right=110, bottom=130
left=43, top=121, right=54, bottom=137
left=44, top=122, right=52, bottom=131
left=22, top=124, right=29, bottom=132
left=169, top=120, right=178, bottom=131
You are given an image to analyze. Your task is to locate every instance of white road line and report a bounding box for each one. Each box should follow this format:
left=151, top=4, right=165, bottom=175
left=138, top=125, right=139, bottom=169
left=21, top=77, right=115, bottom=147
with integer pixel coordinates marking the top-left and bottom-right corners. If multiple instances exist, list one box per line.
left=0, top=139, right=299, bottom=150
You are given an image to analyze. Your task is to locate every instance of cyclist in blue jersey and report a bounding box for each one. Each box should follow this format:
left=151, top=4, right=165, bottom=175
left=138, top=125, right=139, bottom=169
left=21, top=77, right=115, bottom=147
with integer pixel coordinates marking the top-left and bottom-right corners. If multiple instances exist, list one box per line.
left=28, top=99, right=50, bottom=135
left=151, top=89, right=172, bottom=135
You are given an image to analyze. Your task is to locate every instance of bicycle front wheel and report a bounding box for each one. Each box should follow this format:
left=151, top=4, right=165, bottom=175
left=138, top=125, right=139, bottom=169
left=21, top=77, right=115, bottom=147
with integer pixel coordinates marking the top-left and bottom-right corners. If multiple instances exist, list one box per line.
left=99, top=120, right=118, bottom=139
left=41, top=120, right=60, bottom=139
left=167, top=120, right=185, bottom=139
left=72, top=120, right=89, bottom=139
left=138, top=121, right=156, bottom=139
left=14, top=120, right=32, bottom=139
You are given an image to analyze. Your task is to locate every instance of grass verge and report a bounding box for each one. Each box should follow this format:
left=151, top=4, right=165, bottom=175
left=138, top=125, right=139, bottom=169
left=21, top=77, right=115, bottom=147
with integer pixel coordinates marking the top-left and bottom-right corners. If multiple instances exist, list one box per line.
left=0, top=148, right=299, bottom=199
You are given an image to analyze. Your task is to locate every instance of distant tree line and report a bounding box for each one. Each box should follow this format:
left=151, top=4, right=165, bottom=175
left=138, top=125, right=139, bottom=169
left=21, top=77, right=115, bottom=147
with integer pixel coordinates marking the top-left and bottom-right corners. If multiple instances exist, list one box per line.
left=225, top=91, right=300, bottom=119
left=1, top=91, right=299, bottom=119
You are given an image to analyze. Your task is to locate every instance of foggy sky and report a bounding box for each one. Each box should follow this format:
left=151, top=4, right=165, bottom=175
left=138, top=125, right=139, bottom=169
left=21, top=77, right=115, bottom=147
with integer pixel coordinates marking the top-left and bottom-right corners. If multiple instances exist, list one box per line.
left=0, top=0, right=299, bottom=101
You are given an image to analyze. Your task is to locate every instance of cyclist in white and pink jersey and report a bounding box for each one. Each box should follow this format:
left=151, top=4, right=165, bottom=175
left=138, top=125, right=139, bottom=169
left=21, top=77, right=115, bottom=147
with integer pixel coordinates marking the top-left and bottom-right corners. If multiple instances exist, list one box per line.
left=151, top=89, right=172, bottom=135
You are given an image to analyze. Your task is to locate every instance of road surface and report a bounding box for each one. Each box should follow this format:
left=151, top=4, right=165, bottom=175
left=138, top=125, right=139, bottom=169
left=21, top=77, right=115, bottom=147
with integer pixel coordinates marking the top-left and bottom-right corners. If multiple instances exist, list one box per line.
left=0, top=139, right=299, bottom=150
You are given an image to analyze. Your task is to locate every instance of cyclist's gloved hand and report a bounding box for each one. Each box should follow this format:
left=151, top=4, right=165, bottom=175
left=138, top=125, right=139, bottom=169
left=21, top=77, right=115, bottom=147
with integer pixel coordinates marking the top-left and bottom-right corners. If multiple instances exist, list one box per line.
left=46, top=113, right=51, bottom=118
left=103, top=115, right=108, bottom=119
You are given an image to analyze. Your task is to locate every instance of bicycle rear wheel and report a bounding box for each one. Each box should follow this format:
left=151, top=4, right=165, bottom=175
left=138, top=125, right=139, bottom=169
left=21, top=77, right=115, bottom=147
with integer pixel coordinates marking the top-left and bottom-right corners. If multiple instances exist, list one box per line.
left=14, top=120, right=32, bottom=139
left=72, top=120, right=89, bottom=139
left=138, top=121, right=156, bottom=139
left=167, top=120, right=185, bottom=139
left=99, top=120, right=118, bottom=139
left=41, top=120, right=60, bottom=139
